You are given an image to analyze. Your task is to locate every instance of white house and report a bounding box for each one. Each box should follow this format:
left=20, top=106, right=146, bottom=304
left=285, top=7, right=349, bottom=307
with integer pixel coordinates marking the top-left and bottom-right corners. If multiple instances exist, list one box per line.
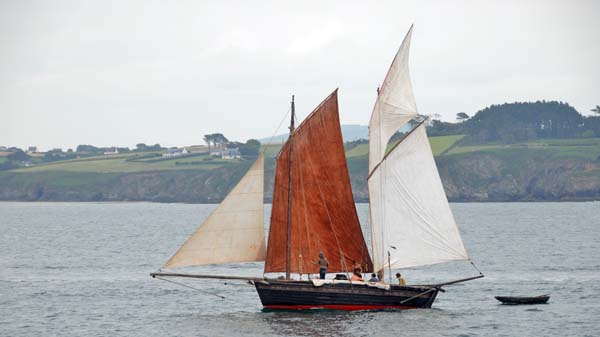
left=222, top=147, right=241, bottom=159
left=103, top=148, right=119, bottom=155
left=162, top=147, right=189, bottom=158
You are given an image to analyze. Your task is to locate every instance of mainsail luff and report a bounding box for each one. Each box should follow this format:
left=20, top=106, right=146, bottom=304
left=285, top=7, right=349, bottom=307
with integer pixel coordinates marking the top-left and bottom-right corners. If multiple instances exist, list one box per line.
left=162, top=154, right=266, bottom=269
left=265, top=90, right=373, bottom=274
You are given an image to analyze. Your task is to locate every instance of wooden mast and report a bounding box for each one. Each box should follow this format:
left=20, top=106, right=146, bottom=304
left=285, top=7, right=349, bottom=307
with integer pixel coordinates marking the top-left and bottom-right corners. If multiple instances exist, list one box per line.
left=285, top=95, right=295, bottom=280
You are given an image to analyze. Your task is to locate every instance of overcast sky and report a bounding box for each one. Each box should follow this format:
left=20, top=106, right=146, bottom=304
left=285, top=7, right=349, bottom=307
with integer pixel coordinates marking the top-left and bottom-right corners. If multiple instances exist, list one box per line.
left=2, top=0, right=599, bottom=150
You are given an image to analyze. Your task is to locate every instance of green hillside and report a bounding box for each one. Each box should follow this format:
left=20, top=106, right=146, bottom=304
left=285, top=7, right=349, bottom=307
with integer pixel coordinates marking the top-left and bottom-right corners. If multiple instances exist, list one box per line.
left=10, top=135, right=463, bottom=174
left=445, top=138, right=600, bottom=160
left=2, top=134, right=598, bottom=202
left=12, top=152, right=232, bottom=173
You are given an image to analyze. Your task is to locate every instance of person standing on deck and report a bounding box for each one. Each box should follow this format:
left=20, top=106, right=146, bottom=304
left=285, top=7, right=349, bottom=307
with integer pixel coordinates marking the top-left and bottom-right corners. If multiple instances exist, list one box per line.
left=396, top=272, right=406, bottom=286
left=317, top=252, right=329, bottom=279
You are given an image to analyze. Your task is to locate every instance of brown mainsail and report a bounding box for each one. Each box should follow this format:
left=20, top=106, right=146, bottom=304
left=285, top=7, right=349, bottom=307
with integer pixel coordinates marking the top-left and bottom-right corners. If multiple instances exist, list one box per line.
left=264, top=89, right=373, bottom=275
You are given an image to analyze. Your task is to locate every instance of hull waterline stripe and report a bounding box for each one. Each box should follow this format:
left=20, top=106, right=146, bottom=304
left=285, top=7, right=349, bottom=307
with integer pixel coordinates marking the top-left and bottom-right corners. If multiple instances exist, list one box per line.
left=263, top=304, right=416, bottom=311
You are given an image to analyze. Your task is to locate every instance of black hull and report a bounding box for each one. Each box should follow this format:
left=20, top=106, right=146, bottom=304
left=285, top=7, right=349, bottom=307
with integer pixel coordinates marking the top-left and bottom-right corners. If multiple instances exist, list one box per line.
left=254, top=280, right=439, bottom=311
left=495, top=295, right=550, bottom=305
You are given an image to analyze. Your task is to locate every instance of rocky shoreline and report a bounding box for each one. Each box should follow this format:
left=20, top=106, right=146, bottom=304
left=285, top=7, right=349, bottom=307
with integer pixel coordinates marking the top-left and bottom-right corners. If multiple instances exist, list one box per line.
left=2, top=150, right=599, bottom=203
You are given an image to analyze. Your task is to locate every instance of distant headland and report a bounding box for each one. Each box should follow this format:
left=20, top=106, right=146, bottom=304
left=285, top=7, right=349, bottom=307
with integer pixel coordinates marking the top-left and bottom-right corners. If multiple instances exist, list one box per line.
left=2, top=101, right=600, bottom=202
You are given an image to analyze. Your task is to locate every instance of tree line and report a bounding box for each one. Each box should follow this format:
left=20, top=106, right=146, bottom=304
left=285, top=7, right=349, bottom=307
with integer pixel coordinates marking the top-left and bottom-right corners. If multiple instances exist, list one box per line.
left=427, top=101, right=600, bottom=143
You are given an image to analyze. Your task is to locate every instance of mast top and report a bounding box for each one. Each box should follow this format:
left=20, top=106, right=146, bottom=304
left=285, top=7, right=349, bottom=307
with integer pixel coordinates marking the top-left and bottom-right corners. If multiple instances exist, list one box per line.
left=290, top=95, right=296, bottom=133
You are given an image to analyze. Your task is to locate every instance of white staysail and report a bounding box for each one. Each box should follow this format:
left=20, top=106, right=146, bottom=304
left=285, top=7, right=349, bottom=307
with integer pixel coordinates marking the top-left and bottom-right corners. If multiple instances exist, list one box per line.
left=368, top=25, right=418, bottom=174
left=369, top=124, right=468, bottom=271
left=163, top=154, right=266, bottom=269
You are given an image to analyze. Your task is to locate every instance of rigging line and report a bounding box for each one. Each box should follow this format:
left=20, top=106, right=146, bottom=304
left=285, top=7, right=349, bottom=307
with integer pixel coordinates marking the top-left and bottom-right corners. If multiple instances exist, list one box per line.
left=155, top=276, right=226, bottom=299
left=266, top=106, right=292, bottom=147
left=469, top=260, right=484, bottom=276
left=399, top=288, right=436, bottom=304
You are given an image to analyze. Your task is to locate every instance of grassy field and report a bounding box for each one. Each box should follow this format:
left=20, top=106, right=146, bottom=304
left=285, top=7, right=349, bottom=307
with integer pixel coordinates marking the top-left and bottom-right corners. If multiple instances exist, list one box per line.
left=346, top=134, right=465, bottom=158
left=346, top=144, right=368, bottom=157
left=446, top=137, right=600, bottom=160
left=8, top=134, right=461, bottom=174
left=429, top=135, right=465, bottom=155
left=8, top=136, right=600, bottom=175
left=261, top=143, right=284, bottom=157
left=13, top=152, right=232, bottom=173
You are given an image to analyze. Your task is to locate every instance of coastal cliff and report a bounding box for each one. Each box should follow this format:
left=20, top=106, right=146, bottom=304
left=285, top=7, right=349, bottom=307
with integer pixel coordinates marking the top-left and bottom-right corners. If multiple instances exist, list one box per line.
left=1, top=150, right=599, bottom=203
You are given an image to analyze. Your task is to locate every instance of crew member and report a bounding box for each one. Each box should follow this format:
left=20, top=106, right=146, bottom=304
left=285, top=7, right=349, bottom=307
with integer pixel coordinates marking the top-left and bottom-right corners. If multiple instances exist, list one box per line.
left=351, top=267, right=364, bottom=282
left=317, top=252, right=329, bottom=279
left=396, top=272, right=406, bottom=286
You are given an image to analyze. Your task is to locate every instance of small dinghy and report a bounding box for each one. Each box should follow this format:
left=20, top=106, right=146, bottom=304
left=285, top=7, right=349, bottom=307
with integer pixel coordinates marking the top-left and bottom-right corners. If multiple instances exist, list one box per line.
left=495, top=294, right=550, bottom=305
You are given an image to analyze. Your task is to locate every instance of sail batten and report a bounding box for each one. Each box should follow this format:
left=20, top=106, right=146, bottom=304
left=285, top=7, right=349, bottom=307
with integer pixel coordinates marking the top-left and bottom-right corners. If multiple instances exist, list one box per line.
left=265, top=90, right=373, bottom=274
left=162, top=154, right=266, bottom=269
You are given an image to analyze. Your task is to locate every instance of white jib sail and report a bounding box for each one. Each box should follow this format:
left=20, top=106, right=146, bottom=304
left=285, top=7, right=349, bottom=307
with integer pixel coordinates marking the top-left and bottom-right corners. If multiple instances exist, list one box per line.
left=369, top=124, right=469, bottom=271
left=368, top=25, right=418, bottom=174
left=163, top=153, right=266, bottom=269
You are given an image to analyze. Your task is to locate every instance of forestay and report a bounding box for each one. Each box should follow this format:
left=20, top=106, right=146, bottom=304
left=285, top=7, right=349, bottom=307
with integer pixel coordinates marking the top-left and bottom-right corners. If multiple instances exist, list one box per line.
left=368, top=124, right=469, bottom=271
left=162, top=154, right=266, bottom=269
left=368, top=25, right=418, bottom=174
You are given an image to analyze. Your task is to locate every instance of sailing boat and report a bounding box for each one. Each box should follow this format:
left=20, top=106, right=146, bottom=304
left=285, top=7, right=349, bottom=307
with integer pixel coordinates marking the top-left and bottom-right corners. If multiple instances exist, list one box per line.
left=367, top=26, right=480, bottom=278
left=151, top=26, right=482, bottom=310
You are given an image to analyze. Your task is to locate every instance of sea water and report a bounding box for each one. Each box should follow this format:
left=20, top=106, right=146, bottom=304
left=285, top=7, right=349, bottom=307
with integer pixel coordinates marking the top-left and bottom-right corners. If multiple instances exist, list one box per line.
left=0, top=202, right=598, bottom=337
